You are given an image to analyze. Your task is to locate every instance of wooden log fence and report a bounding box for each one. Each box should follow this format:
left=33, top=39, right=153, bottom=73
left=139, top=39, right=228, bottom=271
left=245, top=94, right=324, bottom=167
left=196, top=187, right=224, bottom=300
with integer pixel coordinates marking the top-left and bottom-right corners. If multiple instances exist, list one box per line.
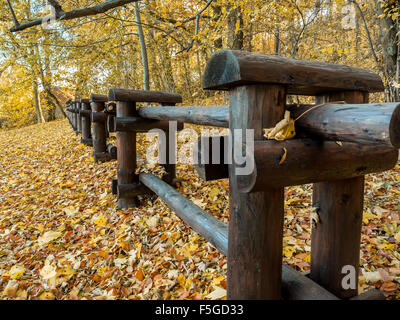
left=108, top=88, right=183, bottom=209
left=62, top=49, right=400, bottom=300
left=65, top=94, right=119, bottom=163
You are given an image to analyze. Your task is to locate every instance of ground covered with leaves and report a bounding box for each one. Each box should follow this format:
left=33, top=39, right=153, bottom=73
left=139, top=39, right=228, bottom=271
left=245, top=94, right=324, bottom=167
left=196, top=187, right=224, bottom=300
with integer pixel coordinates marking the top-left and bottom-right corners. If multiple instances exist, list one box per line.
left=0, top=119, right=399, bottom=300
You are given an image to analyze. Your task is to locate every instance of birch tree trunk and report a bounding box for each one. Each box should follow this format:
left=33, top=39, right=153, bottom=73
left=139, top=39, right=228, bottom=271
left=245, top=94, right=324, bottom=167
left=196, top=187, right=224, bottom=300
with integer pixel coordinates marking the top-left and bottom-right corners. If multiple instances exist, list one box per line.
left=32, top=79, right=45, bottom=124
left=134, top=2, right=150, bottom=90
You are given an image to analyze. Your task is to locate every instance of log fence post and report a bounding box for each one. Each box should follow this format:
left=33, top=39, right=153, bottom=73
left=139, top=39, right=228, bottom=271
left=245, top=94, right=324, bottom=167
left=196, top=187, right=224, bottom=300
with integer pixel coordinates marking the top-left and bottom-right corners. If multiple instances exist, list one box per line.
left=73, top=101, right=79, bottom=134
left=77, top=100, right=82, bottom=134
left=116, top=100, right=139, bottom=209
left=90, top=94, right=117, bottom=163
left=108, top=89, right=183, bottom=209
left=227, top=84, right=286, bottom=299
left=80, top=99, right=92, bottom=146
left=310, top=91, right=369, bottom=299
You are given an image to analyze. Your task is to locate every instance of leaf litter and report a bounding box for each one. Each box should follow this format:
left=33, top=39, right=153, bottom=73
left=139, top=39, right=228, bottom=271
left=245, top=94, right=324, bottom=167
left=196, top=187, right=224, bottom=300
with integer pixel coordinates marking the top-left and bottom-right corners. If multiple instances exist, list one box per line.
left=0, top=120, right=399, bottom=299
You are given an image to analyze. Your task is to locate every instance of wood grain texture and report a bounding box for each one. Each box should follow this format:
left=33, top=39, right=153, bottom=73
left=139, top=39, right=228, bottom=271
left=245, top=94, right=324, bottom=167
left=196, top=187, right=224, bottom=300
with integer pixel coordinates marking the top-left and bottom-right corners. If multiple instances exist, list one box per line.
left=80, top=102, right=92, bottom=144
left=349, top=289, right=385, bottom=300
left=90, top=93, right=108, bottom=102
left=311, top=177, right=365, bottom=298
left=290, top=102, right=400, bottom=148
left=203, top=50, right=384, bottom=95
left=91, top=111, right=107, bottom=123
left=138, top=106, right=229, bottom=128
left=311, top=91, right=368, bottom=299
left=139, top=173, right=228, bottom=254
left=115, top=116, right=183, bottom=132
left=194, top=136, right=229, bottom=181
left=281, top=266, right=339, bottom=300
left=118, top=183, right=152, bottom=198
left=76, top=102, right=81, bottom=134
left=117, top=101, right=138, bottom=209
left=161, top=103, right=177, bottom=186
left=228, top=84, right=286, bottom=300
left=90, top=102, right=109, bottom=163
left=194, top=138, right=398, bottom=188
left=109, top=88, right=182, bottom=104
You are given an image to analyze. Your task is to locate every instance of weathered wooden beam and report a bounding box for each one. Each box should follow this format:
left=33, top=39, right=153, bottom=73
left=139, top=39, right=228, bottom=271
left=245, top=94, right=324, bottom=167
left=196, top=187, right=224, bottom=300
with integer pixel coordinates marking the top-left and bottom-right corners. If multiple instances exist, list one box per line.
left=228, top=84, right=286, bottom=300
left=90, top=93, right=108, bottom=102
left=194, top=136, right=229, bottom=181
left=91, top=100, right=110, bottom=163
left=349, top=289, right=385, bottom=300
left=80, top=100, right=92, bottom=145
left=193, top=137, right=398, bottom=190
left=239, top=139, right=398, bottom=192
left=290, top=102, right=400, bottom=148
left=203, top=50, right=384, bottom=94
left=138, top=106, right=229, bottom=128
left=109, top=89, right=182, bottom=104
left=77, top=101, right=82, bottom=134
left=117, top=101, right=138, bottom=208
left=310, top=91, right=367, bottom=299
left=118, top=183, right=152, bottom=198
left=114, top=116, right=182, bottom=132
left=94, top=152, right=114, bottom=162
left=281, top=266, right=339, bottom=300
left=139, top=172, right=338, bottom=300
left=79, top=110, right=91, bottom=117
left=91, top=112, right=107, bottom=123
left=81, top=138, right=93, bottom=146
left=74, top=101, right=80, bottom=134
left=139, top=172, right=228, bottom=255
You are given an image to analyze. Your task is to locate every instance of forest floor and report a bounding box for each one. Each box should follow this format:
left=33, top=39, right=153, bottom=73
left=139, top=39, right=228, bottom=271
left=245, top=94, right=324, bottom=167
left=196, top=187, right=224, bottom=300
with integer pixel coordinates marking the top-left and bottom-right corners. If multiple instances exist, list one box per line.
left=0, top=119, right=399, bottom=300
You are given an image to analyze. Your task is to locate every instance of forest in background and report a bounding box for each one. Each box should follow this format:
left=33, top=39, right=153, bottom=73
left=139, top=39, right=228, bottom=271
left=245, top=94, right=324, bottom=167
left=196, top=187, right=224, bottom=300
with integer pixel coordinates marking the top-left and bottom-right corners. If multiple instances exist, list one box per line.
left=0, top=0, right=399, bottom=128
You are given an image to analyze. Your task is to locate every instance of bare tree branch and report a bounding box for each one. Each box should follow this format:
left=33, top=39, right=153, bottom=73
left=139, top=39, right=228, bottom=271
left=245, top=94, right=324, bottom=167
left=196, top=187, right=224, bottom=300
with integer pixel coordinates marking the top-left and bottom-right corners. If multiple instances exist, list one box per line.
left=6, top=0, right=19, bottom=26
left=139, top=9, right=191, bottom=46
left=349, top=0, right=380, bottom=68
left=9, top=0, right=140, bottom=32
left=177, top=0, right=215, bottom=53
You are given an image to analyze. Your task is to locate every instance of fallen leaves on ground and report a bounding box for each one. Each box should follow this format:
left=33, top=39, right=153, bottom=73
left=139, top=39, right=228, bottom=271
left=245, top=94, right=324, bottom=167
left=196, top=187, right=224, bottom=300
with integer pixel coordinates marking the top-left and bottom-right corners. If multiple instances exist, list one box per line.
left=0, top=120, right=399, bottom=300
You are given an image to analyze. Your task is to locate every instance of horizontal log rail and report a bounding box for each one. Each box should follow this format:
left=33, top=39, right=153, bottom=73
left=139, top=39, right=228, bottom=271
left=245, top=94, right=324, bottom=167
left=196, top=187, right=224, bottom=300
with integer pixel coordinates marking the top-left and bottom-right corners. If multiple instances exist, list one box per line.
left=290, top=102, right=400, bottom=148
left=139, top=173, right=228, bottom=253
left=90, top=93, right=108, bottom=102
left=79, top=109, right=91, bottom=117
left=134, top=102, right=400, bottom=146
left=109, top=88, right=182, bottom=104
left=138, top=106, right=229, bottom=127
left=138, top=172, right=339, bottom=300
left=194, top=137, right=399, bottom=191
left=113, top=116, right=184, bottom=133
left=203, top=49, right=383, bottom=94
left=118, top=182, right=152, bottom=199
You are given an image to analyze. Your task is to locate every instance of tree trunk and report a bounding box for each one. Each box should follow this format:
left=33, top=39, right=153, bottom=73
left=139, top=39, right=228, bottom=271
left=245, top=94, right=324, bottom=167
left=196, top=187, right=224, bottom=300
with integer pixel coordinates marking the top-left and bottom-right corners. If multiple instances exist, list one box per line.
left=274, top=25, right=280, bottom=55
left=212, top=4, right=223, bottom=49
left=375, top=0, right=399, bottom=101
left=134, top=2, right=150, bottom=90
left=227, top=5, right=244, bottom=50
left=32, top=79, right=45, bottom=124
